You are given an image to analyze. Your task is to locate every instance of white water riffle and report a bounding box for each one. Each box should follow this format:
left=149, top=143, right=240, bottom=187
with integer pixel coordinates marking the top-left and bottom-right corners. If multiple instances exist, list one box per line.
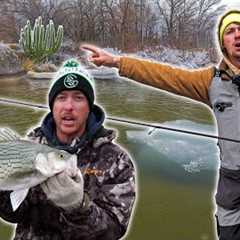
left=126, top=120, right=219, bottom=173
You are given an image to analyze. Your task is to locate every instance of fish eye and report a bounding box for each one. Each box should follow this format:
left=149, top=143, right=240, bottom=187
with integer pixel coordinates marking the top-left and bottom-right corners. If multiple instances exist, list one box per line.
left=59, top=153, right=64, bottom=159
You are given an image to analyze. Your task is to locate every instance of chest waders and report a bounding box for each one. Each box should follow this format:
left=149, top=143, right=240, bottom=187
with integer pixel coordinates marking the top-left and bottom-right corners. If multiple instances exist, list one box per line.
left=209, top=70, right=240, bottom=210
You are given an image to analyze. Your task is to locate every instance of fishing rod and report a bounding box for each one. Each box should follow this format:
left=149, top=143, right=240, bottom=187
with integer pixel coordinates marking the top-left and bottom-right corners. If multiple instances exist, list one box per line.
left=0, top=97, right=239, bottom=143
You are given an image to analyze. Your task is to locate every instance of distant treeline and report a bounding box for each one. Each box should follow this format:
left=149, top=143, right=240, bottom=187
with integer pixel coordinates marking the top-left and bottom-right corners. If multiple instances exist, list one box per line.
left=0, top=0, right=226, bottom=52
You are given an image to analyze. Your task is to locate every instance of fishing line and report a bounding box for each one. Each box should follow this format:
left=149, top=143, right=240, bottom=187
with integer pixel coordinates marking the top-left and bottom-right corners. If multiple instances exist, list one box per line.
left=0, top=98, right=47, bottom=109
left=0, top=97, right=239, bottom=143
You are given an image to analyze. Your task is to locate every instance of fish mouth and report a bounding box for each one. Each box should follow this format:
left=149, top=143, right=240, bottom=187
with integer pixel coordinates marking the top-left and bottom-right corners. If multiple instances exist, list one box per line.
left=65, top=154, right=78, bottom=175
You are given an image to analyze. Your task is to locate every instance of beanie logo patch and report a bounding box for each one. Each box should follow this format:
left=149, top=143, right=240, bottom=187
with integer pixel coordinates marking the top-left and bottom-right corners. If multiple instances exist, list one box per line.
left=63, top=73, right=79, bottom=88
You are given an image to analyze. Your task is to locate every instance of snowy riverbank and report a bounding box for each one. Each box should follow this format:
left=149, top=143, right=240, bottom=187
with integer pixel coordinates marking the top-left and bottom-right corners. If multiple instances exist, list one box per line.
left=104, top=45, right=214, bottom=69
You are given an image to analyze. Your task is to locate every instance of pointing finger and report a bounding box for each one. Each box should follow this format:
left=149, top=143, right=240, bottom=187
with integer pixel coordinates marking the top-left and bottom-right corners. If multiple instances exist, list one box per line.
left=80, top=44, right=100, bottom=55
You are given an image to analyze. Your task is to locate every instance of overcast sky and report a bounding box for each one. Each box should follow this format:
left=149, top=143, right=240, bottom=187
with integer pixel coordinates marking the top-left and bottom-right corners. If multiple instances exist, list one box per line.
left=222, top=0, right=240, bottom=8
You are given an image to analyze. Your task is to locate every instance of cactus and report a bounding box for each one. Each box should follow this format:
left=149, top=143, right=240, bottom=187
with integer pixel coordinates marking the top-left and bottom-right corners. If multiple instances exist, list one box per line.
left=19, top=16, right=63, bottom=64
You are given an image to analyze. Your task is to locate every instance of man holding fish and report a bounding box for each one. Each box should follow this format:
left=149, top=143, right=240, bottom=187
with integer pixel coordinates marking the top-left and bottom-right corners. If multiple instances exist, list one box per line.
left=0, top=59, right=136, bottom=240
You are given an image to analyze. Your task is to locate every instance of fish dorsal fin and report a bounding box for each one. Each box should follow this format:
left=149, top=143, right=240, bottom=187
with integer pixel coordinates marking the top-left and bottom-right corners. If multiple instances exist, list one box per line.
left=0, top=128, right=20, bottom=142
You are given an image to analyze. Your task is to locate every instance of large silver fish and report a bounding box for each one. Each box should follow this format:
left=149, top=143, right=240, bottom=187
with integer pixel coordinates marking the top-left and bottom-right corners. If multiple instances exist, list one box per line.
left=0, top=128, right=78, bottom=211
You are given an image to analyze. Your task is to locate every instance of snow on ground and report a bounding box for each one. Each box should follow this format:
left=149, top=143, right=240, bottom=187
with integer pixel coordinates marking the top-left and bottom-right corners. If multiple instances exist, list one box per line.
left=104, top=45, right=213, bottom=69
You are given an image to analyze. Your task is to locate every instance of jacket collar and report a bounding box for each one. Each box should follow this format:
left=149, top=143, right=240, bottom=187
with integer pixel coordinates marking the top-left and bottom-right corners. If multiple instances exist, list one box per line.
left=219, top=58, right=240, bottom=81
left=40, top=104, right=108, bottom=153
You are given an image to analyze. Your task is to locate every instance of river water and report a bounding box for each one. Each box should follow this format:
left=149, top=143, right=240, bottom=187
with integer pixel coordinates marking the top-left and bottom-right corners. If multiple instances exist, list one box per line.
left=0, top=75, right=218, bottom=240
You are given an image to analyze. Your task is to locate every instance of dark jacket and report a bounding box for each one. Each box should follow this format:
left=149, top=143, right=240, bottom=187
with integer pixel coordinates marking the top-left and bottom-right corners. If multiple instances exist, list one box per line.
left=0, top=105, right=136, bottom=240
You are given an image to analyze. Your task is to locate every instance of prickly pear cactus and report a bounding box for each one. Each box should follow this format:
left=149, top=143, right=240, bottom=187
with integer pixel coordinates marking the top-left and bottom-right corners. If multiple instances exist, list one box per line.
left=19, top=16, right=63, bottom=64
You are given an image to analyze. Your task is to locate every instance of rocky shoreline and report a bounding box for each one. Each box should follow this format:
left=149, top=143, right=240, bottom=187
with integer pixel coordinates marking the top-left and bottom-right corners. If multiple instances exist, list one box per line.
left=0, top=43, right=24, bottom=76
left=0, top=42, right=214, bottom=80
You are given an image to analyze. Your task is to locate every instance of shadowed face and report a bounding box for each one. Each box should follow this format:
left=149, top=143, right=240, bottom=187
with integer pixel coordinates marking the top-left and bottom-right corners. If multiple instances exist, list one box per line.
left=223, top=23, right=240, bottom=64
left=53, top=90, right=90, bottom=144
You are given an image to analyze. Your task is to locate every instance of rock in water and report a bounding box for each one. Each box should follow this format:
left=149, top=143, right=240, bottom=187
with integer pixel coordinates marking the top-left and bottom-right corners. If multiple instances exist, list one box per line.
left=0, top=43, right=23, bottom=75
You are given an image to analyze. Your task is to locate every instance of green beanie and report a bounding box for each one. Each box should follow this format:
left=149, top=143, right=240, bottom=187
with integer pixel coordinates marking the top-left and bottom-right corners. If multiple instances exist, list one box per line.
left=48, top=59, right=95, bottom=110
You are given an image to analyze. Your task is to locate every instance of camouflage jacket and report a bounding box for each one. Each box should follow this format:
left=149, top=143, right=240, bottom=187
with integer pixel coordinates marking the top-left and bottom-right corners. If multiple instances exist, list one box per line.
left=0, top=126, right=136, bottom=240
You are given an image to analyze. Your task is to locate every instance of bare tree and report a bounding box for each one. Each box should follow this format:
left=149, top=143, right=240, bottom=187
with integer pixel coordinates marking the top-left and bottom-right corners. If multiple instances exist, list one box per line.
left=0, top=0, right=227, bottom=52
left=192, top=0, right=226, bottom=48
left=0, top=1, right=18, bottom=42
left=155, top=0, right=226, bottom=49
left=0, top=0, right=67, bottom=36
left=155, top=0, right=186, bottom=46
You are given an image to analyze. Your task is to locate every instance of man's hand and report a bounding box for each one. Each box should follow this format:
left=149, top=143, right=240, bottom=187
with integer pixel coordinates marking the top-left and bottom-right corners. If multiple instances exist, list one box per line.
left=80, top=44, right=121, bottom=68
left=41, top=169, right=84, bottom=210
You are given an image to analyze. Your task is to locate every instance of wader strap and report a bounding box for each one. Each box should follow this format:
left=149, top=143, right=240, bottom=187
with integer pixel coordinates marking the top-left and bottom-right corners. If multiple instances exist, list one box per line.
left=216, top=167, right=240, bottom=210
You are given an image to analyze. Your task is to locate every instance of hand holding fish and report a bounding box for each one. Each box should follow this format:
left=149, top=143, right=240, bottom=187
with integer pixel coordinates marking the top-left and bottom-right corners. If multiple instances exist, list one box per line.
left=80, top=44, right=120, bottom=68
left=41, top=169, right=84, bottom=210
left=0, top=128, right=78, bottom=211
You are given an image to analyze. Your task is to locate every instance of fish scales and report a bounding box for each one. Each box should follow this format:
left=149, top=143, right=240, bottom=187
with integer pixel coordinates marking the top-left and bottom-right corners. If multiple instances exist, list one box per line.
left=0, top=128, right=78, bottom=211
left=0, top=141, right=37, bottom=179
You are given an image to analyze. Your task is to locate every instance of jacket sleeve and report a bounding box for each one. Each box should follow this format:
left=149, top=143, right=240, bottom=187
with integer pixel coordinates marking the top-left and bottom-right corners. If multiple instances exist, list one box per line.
left=58, top=144, right=136, bottom=240
left=26, top=130, right=136, bottom=239
left=119, top=56, right=215, bottom=105
left=0, top=190, right=29, bottom=223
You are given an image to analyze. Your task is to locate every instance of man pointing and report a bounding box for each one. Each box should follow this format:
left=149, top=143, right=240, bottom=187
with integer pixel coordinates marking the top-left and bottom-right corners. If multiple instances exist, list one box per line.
left=82, top=10, right=240, bottom=240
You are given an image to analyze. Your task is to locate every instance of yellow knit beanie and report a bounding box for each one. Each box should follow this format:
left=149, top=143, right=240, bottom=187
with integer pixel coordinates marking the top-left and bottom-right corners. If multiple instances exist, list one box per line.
left=218, top=10, right=240, bottom=49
